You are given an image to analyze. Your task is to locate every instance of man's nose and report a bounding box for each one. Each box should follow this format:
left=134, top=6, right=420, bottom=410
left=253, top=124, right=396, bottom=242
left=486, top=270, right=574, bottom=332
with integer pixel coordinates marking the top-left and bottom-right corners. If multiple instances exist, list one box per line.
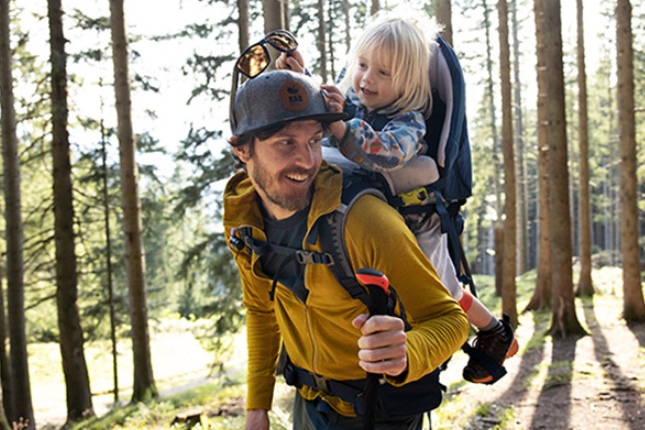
left=295, top=142, right=316, bottom=168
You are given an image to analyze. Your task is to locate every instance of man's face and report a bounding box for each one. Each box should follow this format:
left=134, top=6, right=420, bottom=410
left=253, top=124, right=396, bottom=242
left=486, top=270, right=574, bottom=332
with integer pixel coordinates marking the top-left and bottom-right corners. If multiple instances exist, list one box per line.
left=234, top=120, right=324, bottom=220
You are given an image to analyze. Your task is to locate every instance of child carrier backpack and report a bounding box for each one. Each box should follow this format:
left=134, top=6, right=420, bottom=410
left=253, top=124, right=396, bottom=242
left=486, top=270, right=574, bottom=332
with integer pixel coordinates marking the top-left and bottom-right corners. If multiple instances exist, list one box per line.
left=229, top=35, right=478, bottom=423
left=324, top=34, right=475, bottom=293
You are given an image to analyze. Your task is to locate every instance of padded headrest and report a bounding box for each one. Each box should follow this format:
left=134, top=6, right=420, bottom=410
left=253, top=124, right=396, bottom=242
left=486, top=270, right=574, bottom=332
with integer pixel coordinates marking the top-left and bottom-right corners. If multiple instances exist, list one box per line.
left=428, top=36, right=455, bottom=168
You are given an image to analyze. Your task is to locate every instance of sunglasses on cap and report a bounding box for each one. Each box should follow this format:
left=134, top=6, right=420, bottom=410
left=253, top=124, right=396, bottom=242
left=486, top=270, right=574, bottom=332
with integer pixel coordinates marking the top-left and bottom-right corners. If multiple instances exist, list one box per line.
left=237, top=30, right=298, bottom=78
left=230, top=30, right=299, bottom=131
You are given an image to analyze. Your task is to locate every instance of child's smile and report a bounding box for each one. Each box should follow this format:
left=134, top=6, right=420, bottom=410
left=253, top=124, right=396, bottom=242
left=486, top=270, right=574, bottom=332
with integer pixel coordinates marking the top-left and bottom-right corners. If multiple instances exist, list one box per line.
left=353, top=51, right=397, bottom=111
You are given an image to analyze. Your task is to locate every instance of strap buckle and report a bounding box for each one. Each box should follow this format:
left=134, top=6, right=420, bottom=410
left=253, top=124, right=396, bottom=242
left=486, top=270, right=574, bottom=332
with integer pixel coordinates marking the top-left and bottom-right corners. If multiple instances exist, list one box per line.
left=312, top=373, right=331, bottom=393
left=295, top=251, right=334, bottom=265
left=399, top=187, right=432, bottom=206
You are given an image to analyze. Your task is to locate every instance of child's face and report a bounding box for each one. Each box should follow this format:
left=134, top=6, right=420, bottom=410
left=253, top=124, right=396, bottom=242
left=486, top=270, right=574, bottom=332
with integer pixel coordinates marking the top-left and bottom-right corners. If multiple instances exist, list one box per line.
left=352, top=50, right=397, bottom=111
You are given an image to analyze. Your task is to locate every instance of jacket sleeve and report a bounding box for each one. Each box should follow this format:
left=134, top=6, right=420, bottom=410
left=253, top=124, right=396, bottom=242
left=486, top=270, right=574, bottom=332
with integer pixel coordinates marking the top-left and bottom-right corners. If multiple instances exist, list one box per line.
left=343, top=195, right=469, bottom=383
left=229, top=243, right=282, bottom=411
left=336, top=111, right=427, bottom=172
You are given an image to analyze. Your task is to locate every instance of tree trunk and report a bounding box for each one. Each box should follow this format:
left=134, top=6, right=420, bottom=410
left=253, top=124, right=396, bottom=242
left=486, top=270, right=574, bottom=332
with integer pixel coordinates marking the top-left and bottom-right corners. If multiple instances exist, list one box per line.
left=371, top=0, right=379, bottom=16
left=343, top=0, right=351, bottom=53
left=435, top=0, right=453, bottom=46
left=542, top=0, right=585, bottom=338
left=0, top=390, right=7, bottom=430
left=109, top=0, right=158, bottom=402
left=576, top=0, right=593, bottom=296
left=511, top=0, right=528, bottom=275
left=48, top=0, right=95, bottom=422
left=101, top=116, right=119, bottom=403
left=237, top=0, right=249, bottom=53
left=498, top=0, right=517, bottom=325
left=328, top=0, right=336, bottom=82
left=525, top=0, right=552, bottom=312
left=317, top=0, right=328, bottom=82
left=494, top=225, right=504, bottom=296
left=263, top=0, right=284, bottom=33
left=616, top=0, right=645, bottom=321
left=283, top=0, right=290, bottom=32
left=262, top=0, right=285, bottom=73
left=483, top=0, right=503, bottom=293
left=0, top=269, right=10, bottom=424
left=0, top=0, right=34, bottom=426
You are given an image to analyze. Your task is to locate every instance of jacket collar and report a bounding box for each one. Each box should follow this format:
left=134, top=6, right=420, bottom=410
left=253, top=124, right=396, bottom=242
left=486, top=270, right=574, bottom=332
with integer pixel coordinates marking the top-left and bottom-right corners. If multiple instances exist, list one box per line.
left=223, top=161, right=343, bottom=233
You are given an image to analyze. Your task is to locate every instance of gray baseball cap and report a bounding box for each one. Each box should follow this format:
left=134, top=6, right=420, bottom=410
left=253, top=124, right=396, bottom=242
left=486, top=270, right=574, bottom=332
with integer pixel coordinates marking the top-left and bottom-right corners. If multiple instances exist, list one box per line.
left=230, top=70, right=347, bottom=136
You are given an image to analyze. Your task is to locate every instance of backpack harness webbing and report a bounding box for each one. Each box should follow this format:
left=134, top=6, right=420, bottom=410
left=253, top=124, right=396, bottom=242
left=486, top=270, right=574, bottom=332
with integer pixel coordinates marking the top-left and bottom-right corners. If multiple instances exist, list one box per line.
left=230, top=171, right=510, bottom=417
left=230, top=174, right=445, bottom=419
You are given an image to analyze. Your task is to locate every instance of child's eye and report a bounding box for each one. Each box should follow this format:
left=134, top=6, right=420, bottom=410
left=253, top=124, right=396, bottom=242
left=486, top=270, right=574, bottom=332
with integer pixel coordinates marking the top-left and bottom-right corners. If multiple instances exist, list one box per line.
left=379, top=69, right=390, bottom=77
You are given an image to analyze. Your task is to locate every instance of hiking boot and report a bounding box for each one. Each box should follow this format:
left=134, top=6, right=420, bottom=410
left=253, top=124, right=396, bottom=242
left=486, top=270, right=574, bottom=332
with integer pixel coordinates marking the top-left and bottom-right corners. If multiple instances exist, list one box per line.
left=462, top=314, right=519, bottom=384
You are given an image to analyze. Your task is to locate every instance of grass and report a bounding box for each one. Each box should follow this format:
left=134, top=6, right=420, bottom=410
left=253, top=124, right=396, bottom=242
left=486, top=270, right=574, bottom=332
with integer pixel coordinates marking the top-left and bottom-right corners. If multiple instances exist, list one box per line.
left=36, top=267, right=640, bottom=429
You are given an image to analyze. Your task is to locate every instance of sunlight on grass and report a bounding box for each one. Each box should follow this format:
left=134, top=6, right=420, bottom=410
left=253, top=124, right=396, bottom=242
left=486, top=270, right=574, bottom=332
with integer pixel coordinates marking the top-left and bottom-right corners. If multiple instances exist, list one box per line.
left=592, top=266, right=624, bottom=296
left=543, top=360, right=574, bottom=389
left=523, top=309, right=550, bottom=352
left=51, top=266, right=643, bottom=429
left=34, top=316, right=224, bottom=427
left=434, top=392, right=520, bottom=430
left=432, top=389, right=482, bottom=429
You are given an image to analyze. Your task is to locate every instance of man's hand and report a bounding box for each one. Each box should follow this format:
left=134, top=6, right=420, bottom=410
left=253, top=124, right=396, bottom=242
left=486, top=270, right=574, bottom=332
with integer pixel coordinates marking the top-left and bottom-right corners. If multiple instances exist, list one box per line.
left=320, top=84, right=347, bottom=140
left=352, top=314, right=408, bottom=377
left=245, top=409, right=269, bottom=430
left=276, top=50, right=305, bottom=74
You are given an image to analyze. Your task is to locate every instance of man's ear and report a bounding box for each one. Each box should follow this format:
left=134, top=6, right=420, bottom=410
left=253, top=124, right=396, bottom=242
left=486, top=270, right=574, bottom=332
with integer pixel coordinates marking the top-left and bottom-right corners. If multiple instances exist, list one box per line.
left=233, top=144, right=251, bottom=163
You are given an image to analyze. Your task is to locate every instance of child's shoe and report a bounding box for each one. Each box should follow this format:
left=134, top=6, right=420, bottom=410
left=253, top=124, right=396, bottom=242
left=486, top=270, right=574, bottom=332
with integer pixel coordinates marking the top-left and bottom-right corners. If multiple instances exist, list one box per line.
left=462, top=314, right=519, bottom=384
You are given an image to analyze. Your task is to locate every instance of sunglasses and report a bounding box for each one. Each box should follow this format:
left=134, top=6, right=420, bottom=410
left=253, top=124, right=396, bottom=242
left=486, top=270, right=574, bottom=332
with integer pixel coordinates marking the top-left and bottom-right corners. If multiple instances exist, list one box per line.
left=230, top=30, right=299, bottom=131
left=237, top=30, right=298, bottom=78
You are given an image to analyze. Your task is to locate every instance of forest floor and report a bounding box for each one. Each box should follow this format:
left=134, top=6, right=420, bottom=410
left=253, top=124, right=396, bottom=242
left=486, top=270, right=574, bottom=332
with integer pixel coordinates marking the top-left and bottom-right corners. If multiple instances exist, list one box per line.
left=430, top=293, right=645, bottom=429
left=35, top=272, right=645, bottom=430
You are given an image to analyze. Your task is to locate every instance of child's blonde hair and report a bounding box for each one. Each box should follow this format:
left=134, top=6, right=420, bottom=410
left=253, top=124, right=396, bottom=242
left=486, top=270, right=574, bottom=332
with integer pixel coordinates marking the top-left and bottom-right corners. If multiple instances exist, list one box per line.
left=340, top=11, right=438, bottom=118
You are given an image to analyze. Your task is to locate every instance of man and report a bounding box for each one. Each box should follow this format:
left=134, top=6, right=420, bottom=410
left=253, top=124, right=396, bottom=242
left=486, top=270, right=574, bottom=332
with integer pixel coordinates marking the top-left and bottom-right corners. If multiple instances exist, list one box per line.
left=224, top=70, right=469, bottom=430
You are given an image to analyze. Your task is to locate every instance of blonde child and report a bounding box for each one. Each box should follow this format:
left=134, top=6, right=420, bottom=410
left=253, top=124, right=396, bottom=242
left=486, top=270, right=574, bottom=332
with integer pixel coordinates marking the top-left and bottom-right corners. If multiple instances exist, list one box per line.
left=278, top=11, right=518, bottom=384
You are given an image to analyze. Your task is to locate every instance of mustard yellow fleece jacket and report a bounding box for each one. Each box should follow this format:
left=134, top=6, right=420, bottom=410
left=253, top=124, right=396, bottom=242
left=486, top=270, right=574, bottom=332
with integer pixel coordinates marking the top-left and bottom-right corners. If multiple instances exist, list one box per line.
left=223, top=162, right=469, bottom=415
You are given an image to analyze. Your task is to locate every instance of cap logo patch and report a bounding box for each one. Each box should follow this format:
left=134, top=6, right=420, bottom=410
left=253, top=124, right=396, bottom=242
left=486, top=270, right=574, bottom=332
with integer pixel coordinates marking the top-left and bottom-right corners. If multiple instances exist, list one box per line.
left=278, top=80, right=309, bottom=112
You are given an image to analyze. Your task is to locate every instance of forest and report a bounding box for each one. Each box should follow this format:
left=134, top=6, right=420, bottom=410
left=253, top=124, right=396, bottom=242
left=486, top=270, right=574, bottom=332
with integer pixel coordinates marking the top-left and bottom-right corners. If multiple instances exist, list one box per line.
left=0, top=0, right=643, bottom=429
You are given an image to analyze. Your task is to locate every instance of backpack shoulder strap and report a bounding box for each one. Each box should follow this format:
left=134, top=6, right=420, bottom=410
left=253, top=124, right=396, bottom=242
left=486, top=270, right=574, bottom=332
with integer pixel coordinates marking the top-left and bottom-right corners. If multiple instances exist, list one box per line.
left=314, top=173, right=388, bottom=306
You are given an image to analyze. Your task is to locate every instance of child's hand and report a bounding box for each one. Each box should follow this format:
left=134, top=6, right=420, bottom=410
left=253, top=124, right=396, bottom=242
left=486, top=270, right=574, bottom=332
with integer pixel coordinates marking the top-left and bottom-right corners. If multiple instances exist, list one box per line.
left=321, top=84, right=347, bottom=140
left=276, top=50, right=305, bottom=74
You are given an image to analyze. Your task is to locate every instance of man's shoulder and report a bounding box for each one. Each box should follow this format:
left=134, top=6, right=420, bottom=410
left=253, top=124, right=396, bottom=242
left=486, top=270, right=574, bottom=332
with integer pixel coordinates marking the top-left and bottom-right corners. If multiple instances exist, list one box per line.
left=344, top=193, right=404, bottom=232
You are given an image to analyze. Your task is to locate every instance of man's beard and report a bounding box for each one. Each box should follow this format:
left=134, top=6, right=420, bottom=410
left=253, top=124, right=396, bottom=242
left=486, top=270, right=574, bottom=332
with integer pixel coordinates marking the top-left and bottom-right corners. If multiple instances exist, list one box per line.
left=252, top=161, right=314, bottom=213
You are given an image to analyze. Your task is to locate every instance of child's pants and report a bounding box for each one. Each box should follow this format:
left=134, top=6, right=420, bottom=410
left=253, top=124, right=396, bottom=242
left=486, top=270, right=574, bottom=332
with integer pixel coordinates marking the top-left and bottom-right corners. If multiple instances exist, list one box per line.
left=414, top=213, right=463, bottom=301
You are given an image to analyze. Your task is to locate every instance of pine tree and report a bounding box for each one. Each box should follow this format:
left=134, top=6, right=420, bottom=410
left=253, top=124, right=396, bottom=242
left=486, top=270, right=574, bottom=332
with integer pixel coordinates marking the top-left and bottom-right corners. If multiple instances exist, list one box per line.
left=48, top=0, right=94, bottom=421
left=576, top=0, right=594, bottom=296
left=616, top=0, right=645, bottom=321
left=0, top=0, right=34, bottom=426
left=541, top=0, right=585, bottom=337
left=498, top=0, right=518, bottom=325
left=109, top=0, right=158, bottom=401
